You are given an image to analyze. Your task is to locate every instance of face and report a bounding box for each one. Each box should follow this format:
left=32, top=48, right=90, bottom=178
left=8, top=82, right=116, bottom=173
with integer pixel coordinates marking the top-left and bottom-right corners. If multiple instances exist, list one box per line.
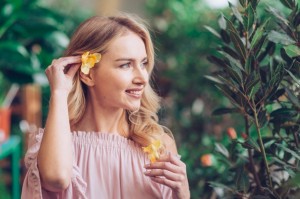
left=90, top=31, right=149, bottom=111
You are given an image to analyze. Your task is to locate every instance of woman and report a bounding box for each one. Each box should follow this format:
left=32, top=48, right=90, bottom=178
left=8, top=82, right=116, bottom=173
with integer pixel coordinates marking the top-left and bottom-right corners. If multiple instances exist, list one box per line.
left=21, top=13, right=190, bottom=199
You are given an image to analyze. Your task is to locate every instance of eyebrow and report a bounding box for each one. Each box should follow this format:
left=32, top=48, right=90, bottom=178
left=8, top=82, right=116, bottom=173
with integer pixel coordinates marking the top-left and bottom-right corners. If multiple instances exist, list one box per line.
left=115, top=57, right=148, bottom=62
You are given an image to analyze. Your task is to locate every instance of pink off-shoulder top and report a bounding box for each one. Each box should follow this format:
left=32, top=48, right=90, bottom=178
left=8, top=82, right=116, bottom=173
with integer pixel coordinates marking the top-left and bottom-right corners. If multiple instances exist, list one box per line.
left=21, top=129, right=173, bottom=199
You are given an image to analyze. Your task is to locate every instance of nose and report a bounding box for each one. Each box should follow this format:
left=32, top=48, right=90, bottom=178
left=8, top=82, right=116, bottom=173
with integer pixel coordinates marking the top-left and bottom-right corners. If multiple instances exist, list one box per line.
left=132, top=65, right=148, bottom=85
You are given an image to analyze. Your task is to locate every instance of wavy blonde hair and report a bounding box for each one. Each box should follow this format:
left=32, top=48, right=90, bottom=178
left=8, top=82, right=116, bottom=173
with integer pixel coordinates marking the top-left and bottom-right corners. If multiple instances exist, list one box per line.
left=64, top=13, right=168, bottom=147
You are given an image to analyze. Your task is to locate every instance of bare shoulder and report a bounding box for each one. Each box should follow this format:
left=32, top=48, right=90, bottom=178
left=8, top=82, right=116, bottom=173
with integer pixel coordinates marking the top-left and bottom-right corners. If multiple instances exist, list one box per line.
left=161, top=131, right=178, bottom=155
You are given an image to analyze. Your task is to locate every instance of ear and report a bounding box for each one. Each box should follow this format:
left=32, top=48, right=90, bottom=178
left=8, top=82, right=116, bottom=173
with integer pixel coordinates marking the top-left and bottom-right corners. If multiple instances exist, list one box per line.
left=79, top=70, right=95, bottom=86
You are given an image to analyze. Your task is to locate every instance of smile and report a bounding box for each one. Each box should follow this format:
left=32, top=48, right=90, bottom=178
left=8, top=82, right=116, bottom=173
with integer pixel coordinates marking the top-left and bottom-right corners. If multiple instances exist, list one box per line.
left=126, top=90, right=143, bottom=98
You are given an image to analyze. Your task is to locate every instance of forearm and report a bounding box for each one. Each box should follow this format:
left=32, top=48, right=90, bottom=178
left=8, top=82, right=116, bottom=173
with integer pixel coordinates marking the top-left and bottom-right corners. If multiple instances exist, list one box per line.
left=37, top=91, right=73, bottom=191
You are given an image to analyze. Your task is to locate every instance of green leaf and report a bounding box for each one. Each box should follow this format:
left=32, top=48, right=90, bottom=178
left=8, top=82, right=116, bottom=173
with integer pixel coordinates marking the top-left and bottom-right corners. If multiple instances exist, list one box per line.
left=270, top=108, right=298, bottom=117
left=0, top=11, right=19, bottom=38
left=229, top=31, right=247, bottom=61
left=241, top=137, right=261, bottom=152
left=249, top=81, right=260, bottom=99
left=225, top=63, right=243, bottom=84
left=245, top=55, right=254, bottom=74
left=275, top=143, right=300, bottom=160
left=0, top=41, right=29, bottom=57
left=268, top=30, right=296, bottom=45
left=286, top=88, right=300, bottom=108
left=279, top=0, right=296, bottom=9
left=272, top=157, right=295, bottom=169
left=250, top=19, right=269, bottom=50
left=285, top=69, right=300, bottom=86
left=220, top=29, right=231, bottom=43
left=264, top=140, right=276, bottom=149
left=219, top=51, right=244, bottom=72
left=245, top=72, right=260, bottom=93
left=254, top=35, right=268, bottom=58
left=267, top=6, right=289, bottom=26
left=216, top=85, right=240, bottom=107
left=229, top=2, right=243, bottom=24
left=204, top=75, right=224, bottom=84
left=221, top=46, right=240, bottom=60
left=212, top=107, right=239, bottom=115
left=224, top=16, right=239, bottom=35
left=257, top=41, right=276, bottom=62
left=270, top=88, right=286, bottom=101
left=249, top=0, right=259, bottom=9
left=239, top=0, right=247, bottom=7
left=284, top=172, right=300, bottom=188
left=235, top=166, right=250, bottom=192
left=284, top=45, right=300, bottom=58
left=258, top=111, right=268, bottom=128
left=215, top=143, right=229, bottom=158
left=204, top=25, right=221, bottom=39
left=243, top=4, right=255, bottom=32
left=218, top=14, right=227, bottom=30
left=207, top=55, right=227, bottom=68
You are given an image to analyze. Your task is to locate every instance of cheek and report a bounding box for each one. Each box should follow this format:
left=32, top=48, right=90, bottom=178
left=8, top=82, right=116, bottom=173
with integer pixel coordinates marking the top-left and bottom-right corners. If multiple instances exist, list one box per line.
left=144, top=72, right=150, bottom=83
left=99, top=74, right=130, bottom=93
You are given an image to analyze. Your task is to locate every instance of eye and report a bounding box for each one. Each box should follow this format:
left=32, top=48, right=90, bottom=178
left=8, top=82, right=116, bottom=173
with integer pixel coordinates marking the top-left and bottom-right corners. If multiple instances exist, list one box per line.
left=120, top=63, right=131, bottom=69
left=140, top=61, right=148, bottom=69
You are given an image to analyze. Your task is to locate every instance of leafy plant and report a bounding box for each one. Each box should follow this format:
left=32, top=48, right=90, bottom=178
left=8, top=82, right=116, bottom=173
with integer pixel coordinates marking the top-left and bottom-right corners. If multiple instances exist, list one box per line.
left=206, top=0, right=300, bottom=198
left=0, top=0, right=76, bottom=84
left=0, top=0, right=83, bottom=126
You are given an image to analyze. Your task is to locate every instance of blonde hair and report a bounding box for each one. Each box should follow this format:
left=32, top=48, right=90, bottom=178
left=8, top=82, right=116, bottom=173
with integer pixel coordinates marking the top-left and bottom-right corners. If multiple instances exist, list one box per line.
left=64, top=13, right=168, bottom=147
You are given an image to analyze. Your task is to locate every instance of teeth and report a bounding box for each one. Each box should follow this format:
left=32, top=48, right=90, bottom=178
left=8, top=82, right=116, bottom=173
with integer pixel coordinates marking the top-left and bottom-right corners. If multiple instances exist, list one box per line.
left=127, top=90, right=142, bottom=95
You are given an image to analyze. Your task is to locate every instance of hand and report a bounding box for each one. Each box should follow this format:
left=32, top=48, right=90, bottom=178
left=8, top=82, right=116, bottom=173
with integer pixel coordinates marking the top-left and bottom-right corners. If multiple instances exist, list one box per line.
left=45, top=56, right=81, bottom=94
left=144, top=152, right=190, bottom=199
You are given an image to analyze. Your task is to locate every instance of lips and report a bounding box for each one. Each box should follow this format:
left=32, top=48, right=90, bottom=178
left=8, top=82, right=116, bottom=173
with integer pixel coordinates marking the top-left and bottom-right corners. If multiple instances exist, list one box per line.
left=125, top=88, right=143, bottom=98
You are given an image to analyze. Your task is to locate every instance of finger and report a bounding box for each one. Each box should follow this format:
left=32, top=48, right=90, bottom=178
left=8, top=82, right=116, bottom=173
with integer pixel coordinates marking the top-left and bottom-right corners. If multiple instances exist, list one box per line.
left=150, top=177, right=182, bottom=191
left=50, top=56, right=81, bottom=70
left=144, top=169, right=184, bottom=182
left=157, top=152, right=184, bottom=167
left=65, top=64, right=80, bottom=77
left=55, top=56, right=81, bottom=68
left=145, top=161, right=181, bottom=174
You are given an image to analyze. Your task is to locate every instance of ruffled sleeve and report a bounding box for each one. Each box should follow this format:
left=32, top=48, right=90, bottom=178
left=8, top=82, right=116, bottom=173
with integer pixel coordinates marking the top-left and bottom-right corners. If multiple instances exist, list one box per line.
left=21, top=128, right=88, bottom=199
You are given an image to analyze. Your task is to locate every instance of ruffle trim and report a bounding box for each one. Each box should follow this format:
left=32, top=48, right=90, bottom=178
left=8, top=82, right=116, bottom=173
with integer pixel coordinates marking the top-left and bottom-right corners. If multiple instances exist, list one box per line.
left=72, top=131, right=143, bottom=150
left=24, top=128, right=88, bottom=198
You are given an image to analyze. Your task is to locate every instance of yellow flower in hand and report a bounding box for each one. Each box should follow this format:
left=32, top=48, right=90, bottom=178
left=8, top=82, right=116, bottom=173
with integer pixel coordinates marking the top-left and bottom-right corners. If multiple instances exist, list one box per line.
left=81, top=51, right=101, bottom=74
left=143, top=140, right=162, bottom=163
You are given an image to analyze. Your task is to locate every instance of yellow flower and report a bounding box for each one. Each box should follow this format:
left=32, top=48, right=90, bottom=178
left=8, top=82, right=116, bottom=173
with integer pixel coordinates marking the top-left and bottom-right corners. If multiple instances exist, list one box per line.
left=81, top=51, right=101, bottom=74
left=142, top=140, right=162, bottom=163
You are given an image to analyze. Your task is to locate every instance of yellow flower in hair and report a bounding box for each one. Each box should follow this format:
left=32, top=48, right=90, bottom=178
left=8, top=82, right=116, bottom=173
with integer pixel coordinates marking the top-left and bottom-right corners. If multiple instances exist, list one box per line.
left=81, top=51, right=101, bottom=74
left=143, top=140, right=162, bottom=163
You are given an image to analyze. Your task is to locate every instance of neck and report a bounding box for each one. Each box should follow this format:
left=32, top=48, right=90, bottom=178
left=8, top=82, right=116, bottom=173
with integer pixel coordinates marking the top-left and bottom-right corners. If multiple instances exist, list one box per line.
left=73, top=94, right=129, bottom=137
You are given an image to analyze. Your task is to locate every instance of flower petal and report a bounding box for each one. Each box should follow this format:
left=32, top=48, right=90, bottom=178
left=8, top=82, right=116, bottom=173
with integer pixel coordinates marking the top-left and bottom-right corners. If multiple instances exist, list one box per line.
left=81, top=51, right=90, bottom=63
left=81, top=65, right=90, bottom=75
left=143, top=140, right=162, bottom=163
left=81, top=52, right=102, bottom=74
left=91, top=53, right=101, bottom=63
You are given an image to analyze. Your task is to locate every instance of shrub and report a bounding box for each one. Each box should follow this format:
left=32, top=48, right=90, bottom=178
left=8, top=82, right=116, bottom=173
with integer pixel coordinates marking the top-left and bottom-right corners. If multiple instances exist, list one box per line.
left=206, top=0, right=300, bottom=198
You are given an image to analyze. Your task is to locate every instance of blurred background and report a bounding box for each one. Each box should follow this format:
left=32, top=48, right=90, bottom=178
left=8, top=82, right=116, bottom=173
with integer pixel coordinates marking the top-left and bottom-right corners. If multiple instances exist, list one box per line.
left=0, top=0, right=296, bottom=198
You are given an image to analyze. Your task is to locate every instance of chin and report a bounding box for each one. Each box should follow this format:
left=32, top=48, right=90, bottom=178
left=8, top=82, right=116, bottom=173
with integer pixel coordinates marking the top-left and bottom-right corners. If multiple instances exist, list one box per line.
left=125, top=103, right=141, bottom=112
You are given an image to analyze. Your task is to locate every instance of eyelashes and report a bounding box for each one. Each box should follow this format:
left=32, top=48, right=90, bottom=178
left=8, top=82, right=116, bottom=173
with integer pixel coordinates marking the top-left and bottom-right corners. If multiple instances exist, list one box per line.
left=119, top=61, right=148, bottom=69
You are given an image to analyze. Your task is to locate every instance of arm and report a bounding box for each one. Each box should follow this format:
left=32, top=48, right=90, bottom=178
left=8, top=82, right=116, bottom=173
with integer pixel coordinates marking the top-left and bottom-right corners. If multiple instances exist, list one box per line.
left=144, top=133, right=190, bottom=199
left=37, top=57, right=81, bottom=192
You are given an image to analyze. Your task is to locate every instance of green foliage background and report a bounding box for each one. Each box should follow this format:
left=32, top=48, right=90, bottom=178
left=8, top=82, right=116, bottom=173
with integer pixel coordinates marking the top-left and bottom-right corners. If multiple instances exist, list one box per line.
left=0, top=0, right=299, bottom=198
